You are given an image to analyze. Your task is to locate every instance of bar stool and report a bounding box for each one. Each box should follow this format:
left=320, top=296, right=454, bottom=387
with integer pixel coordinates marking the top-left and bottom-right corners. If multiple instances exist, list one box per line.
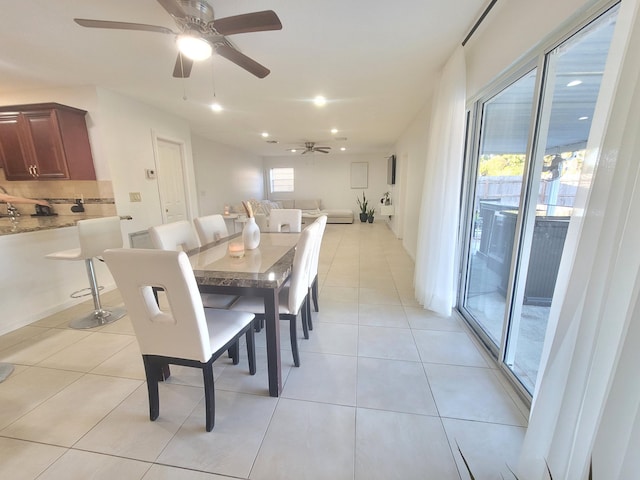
left=46, top=216, right=126, bottom=329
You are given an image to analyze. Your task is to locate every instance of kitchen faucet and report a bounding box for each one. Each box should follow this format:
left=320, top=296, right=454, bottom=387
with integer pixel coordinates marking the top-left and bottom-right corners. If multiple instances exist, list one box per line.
left=0, top=185, right=20, bottom=218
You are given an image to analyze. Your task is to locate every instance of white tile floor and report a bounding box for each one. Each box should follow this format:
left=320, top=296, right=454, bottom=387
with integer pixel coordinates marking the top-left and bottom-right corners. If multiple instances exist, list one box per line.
left=0, top=222, right=528, bottom=480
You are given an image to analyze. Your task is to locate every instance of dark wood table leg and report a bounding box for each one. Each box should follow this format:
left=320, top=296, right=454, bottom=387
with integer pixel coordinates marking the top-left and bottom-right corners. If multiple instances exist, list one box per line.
left=263, top=289, right=282, bottom=397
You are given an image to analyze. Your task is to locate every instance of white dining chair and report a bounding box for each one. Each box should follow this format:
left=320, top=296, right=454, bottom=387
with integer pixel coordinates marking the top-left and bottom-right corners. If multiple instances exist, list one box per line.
left=194, top=214, right=229, bottom=244
left=103, top=248, right=256, bottom=432
left=306, top=215, right=328, bottom=333
left=230, top=221, right=319, bottom=367
left=148, top=221, right=238, bottom=309
left=45, top=216, right=126, bottom=329
left=268, top=208, right=302, bottom=233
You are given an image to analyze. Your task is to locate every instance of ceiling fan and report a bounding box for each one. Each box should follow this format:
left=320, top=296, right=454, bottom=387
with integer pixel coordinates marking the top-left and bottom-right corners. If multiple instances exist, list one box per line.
left=290, top=142, right=332, bottom=154
left=73, top=0, right=282, bottom=78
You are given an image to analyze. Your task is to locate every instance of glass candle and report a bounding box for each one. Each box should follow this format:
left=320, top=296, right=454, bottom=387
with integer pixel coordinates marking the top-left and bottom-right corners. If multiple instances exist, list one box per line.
left=228, top=241, right=245, bottom=258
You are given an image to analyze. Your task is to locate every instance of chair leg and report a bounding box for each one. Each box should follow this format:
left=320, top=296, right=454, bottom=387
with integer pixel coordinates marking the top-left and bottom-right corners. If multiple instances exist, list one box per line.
left=230, top=341, right=240, bottom=365
left=306, top=292, right=313, bottom=333
left=312, top=276, right=319, bottom=313
left=202, top=363, right=215, bottom=432
left=142, top=356, right=160, bottom=422
left=301, top=298, right=310, bottom=340
left=246, top=327, right=256, bottom=375
left=290, top=315, right=300, bottom=367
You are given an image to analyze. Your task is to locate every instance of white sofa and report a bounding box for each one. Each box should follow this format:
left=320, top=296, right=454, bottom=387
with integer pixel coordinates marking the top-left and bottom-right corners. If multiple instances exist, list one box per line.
left=281, top=199, right=354, bottom=224
left=234, top=199, right=354, bottom=229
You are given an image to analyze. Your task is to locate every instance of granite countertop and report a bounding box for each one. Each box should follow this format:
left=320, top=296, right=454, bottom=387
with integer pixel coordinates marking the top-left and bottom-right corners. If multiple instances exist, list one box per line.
left=0, top=214, right=132, bottom=236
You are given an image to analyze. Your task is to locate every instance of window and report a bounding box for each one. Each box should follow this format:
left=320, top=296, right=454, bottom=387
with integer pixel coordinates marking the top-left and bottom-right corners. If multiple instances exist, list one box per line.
left=458, top=4, right=619, bottom=397
left=270, top=167, right=294, bottom=193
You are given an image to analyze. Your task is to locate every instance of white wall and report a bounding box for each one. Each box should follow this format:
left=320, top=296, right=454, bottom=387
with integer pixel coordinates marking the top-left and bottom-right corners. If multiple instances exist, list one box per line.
left=465, top=0, right=597, bottom=98
left=191, top=135, right=264, bottom=215
left=394, top=100, right=432, bottom=259
left=95, top=88, right=198, bottom=241
left=262, top=153, right=390, bottom=219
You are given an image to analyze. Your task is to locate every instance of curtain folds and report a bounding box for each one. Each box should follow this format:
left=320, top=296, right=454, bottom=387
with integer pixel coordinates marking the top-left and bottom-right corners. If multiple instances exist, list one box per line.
left=520, top=2, right=640, bottom=478
left=414, top=46, right=467, bottom=316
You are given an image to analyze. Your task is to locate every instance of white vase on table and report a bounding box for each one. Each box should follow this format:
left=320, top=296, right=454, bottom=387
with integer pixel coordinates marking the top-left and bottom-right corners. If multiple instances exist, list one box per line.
left=242, top=217, right=261, bottom=249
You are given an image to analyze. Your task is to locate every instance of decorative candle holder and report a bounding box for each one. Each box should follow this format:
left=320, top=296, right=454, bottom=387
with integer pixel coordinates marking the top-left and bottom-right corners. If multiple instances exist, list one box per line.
left=228, top=241, right=245, bottom=258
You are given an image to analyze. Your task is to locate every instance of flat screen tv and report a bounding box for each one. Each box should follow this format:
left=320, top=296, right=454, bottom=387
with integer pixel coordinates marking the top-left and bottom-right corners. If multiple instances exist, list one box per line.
left=387, top=155, right=396, bottom=185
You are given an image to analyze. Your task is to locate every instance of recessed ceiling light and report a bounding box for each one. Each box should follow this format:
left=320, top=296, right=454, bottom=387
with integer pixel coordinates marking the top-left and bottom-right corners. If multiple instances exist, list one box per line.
left=579, top=116, right=589, bottom=120
left=340, top=147, right=346, bottom=151
left=210, top=102, right=223, bottom=112
left=261, top=132, right=269, bottom=138
left=331, top=128, right=338, bottom=134
left=567, top=80, right=583, bottom=87
left=314, top=96, right=327, bottom=107
left=291, top=149, right=297, bottom=153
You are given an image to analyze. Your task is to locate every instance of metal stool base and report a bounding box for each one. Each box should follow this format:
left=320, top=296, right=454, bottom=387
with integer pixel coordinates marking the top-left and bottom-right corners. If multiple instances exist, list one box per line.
left=69, top=306, right=127, bottom=330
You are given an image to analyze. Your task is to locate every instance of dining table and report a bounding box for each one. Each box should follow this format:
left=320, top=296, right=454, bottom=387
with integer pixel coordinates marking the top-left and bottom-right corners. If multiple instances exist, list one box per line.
left=187, top=231, right=300, bottom=397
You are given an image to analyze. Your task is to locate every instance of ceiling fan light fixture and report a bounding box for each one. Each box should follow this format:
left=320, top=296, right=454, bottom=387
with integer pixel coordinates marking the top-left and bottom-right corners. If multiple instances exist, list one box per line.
left=313, top=96, right=327, bottom=107
left=177, top=33, right=212, bottom=61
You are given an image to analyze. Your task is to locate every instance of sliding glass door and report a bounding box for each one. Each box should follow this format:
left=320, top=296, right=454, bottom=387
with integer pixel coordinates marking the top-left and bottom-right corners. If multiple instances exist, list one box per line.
left=459, top=4, right=619, bottom=395
left=463, top=69, right=537, bottom=349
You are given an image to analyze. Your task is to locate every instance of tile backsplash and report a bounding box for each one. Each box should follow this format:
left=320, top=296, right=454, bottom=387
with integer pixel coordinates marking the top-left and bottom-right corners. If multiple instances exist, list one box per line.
left=0, top=167, right=116, bottom=217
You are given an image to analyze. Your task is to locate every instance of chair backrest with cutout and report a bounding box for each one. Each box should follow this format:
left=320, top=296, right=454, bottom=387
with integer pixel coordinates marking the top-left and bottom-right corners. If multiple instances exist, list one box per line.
left=269, top=209, right=302, bottom=233
left=194, top=214, right=229, bottom=245
left=149, top=220, right=200, bottom=252
left=104, top=248, right=211, bottom=362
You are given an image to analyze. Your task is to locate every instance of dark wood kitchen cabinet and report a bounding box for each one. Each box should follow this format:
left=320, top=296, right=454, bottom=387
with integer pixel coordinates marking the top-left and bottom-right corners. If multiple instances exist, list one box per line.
left=0, top=103, right=96, bottom=180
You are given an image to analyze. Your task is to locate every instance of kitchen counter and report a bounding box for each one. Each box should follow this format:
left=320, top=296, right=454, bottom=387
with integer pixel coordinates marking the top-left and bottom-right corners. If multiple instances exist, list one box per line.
left=0, top=214, right=132, bottom=236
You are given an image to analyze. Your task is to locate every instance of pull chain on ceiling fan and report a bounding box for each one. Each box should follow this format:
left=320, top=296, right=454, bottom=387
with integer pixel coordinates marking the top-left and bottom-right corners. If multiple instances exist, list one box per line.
left=73, top=0, right=282, bottom=78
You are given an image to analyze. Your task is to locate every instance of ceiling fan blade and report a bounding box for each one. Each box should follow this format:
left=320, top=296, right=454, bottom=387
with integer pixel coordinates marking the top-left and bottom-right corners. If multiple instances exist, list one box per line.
left=172, top=53, right=193, bottom=78
left=74, top=18, right=174, bottom=35
left=215, top=44, right=270, bottom=78
left=156, top=0, right=187, bottom=18
left=213, top=10, right=282, bottom=36
left=316, top=149, right=330, bottom=153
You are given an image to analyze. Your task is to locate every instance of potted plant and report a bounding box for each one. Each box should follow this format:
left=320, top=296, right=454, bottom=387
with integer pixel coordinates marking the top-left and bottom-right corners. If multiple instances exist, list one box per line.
left=367, top=208, right=375, bottom=223
left=356, top=192, right=369, bottom=222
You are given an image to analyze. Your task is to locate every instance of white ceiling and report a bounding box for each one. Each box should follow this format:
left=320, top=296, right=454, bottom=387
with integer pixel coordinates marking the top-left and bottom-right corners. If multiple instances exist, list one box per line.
left=0, top=0, right=487, bottom=157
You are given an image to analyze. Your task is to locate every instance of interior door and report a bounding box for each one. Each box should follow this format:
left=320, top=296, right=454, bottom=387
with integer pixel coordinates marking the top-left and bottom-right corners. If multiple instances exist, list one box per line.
left=155, top=137, right=188, bottom=224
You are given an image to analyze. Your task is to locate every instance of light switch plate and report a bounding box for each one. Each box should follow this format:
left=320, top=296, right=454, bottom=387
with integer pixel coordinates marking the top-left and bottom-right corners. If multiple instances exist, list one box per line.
left=129, top=192, right=142, bottom=202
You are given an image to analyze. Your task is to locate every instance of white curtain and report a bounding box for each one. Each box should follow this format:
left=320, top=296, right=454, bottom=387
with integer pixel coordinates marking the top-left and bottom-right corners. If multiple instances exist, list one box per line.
left=414, top=46, right=466, bottom=316
left=520, top=1, right=640, bottom=478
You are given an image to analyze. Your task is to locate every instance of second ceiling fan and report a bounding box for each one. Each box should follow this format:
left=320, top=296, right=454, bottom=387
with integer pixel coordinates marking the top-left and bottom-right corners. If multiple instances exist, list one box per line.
left=289, top=142, right=332, bottom=154
left=74, top=0, right=282, bottom=78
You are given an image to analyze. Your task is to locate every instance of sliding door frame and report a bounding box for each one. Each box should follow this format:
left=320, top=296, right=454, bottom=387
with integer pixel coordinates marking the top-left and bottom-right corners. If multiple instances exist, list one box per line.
left=456, top=0, right=621, bottom=405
